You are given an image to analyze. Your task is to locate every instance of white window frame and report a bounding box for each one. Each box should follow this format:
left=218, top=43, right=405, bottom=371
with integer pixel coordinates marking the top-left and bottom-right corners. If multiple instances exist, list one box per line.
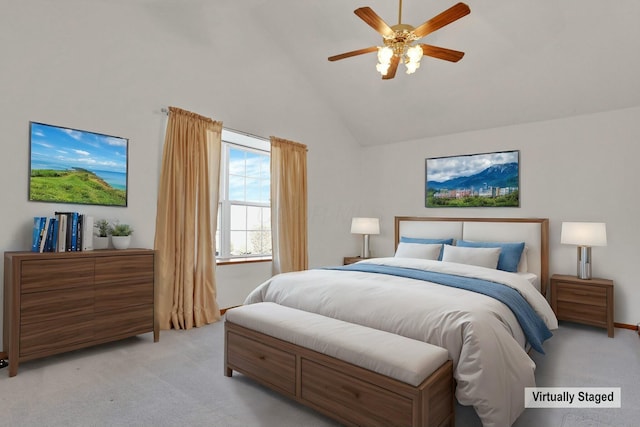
left=217, top=128, right=271, bottom=262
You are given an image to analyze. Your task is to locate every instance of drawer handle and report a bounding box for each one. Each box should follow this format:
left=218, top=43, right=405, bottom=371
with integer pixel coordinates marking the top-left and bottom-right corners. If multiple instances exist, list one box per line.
left=341, top=385, right=360, bottom=399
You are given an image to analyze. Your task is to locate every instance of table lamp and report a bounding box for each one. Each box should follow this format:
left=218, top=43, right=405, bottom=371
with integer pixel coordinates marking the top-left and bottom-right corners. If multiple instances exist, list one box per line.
left=351, top=217, right=380, bottom=258
left=560, top=222, right=607, bottom=280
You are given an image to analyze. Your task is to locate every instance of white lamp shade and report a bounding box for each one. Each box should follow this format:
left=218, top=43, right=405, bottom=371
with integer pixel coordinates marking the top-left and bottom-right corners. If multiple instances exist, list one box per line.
left=561, top=222, right=607, bottom=246
left=351, top=217, right=380, bottom=235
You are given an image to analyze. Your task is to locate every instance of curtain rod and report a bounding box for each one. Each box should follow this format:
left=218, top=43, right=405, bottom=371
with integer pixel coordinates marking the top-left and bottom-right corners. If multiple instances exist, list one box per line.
left=161, top=107, right=268, bottom=142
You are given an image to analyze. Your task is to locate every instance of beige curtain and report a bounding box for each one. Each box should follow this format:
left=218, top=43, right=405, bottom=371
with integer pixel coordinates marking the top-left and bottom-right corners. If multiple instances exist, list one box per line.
left=154, top=107, right=222, bottom=330
left=270, top=136, right=308, bottom=275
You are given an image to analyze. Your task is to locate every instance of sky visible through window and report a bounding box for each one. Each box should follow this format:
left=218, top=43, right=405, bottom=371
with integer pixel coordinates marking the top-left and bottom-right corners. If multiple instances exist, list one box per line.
left=218, top=129, right=271, bottom=259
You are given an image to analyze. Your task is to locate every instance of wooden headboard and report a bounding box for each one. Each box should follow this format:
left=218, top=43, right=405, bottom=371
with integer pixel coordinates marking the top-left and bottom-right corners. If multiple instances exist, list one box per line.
left=394, top=217, right=550, bottom=297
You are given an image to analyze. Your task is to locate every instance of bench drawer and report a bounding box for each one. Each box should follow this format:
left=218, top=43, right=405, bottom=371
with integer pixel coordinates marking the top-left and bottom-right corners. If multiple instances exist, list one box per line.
left=226, top=331, right=296, bottom=396
left=301, top=358, right=413, bottom=427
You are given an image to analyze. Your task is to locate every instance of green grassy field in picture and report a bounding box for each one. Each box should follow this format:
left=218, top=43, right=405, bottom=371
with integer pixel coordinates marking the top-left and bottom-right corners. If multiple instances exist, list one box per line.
left=30, top=168, right=126, bottom=206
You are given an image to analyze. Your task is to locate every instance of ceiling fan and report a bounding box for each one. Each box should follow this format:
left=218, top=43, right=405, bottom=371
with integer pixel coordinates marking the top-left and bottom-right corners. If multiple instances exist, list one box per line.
left=328, top=1, right=470, bottom=80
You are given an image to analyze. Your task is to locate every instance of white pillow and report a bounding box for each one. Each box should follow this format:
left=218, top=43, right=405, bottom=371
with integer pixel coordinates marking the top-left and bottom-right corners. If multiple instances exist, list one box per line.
left=394, top=242, right=442, bottom=260
left=441, top=245, right=501, bottom=269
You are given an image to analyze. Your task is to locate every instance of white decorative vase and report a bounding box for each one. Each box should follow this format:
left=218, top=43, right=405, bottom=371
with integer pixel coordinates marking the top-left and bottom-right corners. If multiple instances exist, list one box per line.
left=111, top=235, right=131, bottom=250
left=93, top=236, right=110, bottom=250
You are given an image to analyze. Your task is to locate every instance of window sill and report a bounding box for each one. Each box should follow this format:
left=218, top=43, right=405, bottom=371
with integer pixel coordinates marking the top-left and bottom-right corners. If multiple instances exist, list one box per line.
left=216, top=256, right=272, bottom=266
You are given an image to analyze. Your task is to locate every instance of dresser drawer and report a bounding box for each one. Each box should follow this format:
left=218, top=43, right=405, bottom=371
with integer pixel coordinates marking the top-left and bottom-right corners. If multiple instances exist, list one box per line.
left=555, top=282, right=607, bottom=307
left=21, top=287, right=94, bottom=325
left=226, top=331, right=296, bottom=395
left=95, top=281, right=153, bottom=311
left=300, top=358, right=413, bottom=427
left=20, top=258, right=94, bottom=293
left=94, top=305, right=154, bottom=341
left=20, top=314, right=94, bottom=358
left=94, top=255, right=153, bottom=286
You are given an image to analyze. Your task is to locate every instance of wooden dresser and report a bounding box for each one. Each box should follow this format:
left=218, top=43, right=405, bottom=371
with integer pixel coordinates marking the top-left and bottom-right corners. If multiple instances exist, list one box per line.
left=3, top=249, right=158, bottom=376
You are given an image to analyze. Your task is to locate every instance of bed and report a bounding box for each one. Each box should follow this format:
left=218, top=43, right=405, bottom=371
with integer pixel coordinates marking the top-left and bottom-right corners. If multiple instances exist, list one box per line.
left=244, top=216, right=558, bottom=427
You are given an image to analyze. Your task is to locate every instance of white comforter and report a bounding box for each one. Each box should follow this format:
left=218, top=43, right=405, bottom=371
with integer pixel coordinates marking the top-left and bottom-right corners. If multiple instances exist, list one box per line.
left=244, top=257, right=558, bottom=427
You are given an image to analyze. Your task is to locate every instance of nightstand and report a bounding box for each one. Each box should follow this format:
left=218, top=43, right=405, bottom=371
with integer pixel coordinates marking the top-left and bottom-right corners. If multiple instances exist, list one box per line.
left=343, top=256, right=367, bottom=265
left=550, top=274, right=614, bottom=337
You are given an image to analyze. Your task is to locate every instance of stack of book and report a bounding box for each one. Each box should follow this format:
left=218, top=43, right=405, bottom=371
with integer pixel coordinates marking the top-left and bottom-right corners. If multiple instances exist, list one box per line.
left=31, top=213, right=94, bottom=252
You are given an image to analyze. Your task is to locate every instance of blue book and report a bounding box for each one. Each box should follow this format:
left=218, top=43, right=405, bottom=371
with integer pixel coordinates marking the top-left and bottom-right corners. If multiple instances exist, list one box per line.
left=70, top=212, right=79, bottom=251
left=48, top=218, right=58, bottom=252
left=31, top=217, right=45, bottom=252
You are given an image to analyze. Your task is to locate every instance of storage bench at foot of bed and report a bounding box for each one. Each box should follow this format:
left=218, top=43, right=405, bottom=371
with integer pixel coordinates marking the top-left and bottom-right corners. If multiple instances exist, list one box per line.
left=224, top=302, right=454, bottom=427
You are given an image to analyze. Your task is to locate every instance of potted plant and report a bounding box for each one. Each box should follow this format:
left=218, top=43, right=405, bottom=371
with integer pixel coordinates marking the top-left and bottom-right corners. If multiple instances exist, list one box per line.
left=94, top=219, right=110, bottom=250
left=109, top=223, right=133, bottom=250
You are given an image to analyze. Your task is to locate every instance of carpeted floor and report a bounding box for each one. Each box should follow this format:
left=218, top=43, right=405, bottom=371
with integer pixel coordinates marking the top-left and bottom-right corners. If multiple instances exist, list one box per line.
left=0, top=319, right=638, bottom=427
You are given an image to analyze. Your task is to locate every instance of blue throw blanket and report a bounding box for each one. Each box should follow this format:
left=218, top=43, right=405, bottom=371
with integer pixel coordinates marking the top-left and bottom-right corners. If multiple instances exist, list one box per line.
left=327, top=263, right=552, bottom=354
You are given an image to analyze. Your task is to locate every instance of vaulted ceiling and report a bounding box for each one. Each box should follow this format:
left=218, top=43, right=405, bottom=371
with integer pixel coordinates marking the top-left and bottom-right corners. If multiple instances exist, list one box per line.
left=143, top=0, right=640, bottom=147
left=245, top=0, right=640, bottom=146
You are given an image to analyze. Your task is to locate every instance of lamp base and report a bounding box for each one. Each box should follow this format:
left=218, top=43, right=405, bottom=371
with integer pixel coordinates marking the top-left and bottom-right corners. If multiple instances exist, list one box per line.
left=577, top=246, right=592, bottom=280
left=361, top=234, right=371, bottom=259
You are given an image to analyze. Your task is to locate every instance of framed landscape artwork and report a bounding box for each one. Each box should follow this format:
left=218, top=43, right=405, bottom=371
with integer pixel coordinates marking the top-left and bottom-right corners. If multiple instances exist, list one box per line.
left=425, top=150, right=520, bottom=208
left=29, top=122, right=128, bottom=207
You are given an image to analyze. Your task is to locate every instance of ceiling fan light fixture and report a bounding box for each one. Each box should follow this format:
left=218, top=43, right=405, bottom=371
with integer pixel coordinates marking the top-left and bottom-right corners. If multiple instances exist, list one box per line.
left=405, top=59, right=420, bottom=74
left=377, top=46, right=394, bottom=63
left=406, top=44, right=423, bottom=62
left=329, top=2, right=470, bottom=80
left=376, top=46, right=393, bottom=75
left=404, top=44, right=423, bottom=74
left=376, top=61, right=391, bottom=75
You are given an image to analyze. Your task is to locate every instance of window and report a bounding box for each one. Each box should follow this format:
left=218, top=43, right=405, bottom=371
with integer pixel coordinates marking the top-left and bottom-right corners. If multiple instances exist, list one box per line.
left=217, top=129, right=271, bottom=261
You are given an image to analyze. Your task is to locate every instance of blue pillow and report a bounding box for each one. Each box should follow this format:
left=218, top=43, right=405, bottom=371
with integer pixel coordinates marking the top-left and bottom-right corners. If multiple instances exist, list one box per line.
left=400, top=237, right=454, bottom=261
left=456, top=240, right=525, bottom=273
left=400, top=237, right=454, bottom=245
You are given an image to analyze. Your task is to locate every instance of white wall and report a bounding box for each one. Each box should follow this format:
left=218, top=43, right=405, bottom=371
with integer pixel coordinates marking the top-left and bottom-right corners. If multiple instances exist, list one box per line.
left=361, top=106, right=640, bottom=325
left=0, top=1, right=365, bottom=344
left=2, top=0, right=636, bottom=342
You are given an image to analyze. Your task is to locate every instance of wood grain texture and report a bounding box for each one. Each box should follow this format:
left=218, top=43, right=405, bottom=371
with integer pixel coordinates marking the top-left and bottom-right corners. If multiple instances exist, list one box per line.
left=413, top=3, right=470, bottom=39
left=550, top=274, right=614, bottom=337
left=301, top=358, right=413, bottom=427
left=225, top=321, right=454, bottom=427
left=354, top=7, right=394, bottom=37
left=226, top=330, right=296, bottom=396
left=328, top=46, right=378, bottom=62
left=2, top=249, right=157, bottom=376
left=21, top=258, right=94, bottom=293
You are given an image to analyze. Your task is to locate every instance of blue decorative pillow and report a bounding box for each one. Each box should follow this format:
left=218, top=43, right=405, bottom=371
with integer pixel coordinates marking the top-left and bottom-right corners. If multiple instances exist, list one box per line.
left=400, top=237, right=454, bottom=261
left=456, top=240, right=525, bottom=273
left=400, top=237, right=454, bottom=245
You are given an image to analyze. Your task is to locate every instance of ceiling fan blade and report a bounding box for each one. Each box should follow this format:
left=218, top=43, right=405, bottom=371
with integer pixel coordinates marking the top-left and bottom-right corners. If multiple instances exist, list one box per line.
left=382, top=55, right=400, bottom=80
left=420, top=44, right=465, bottom=62
left=354, top=7, right=394, bottom=37
left=413, top=2, right=470, bottom=39
left=328, top=46, right=378, bottom=62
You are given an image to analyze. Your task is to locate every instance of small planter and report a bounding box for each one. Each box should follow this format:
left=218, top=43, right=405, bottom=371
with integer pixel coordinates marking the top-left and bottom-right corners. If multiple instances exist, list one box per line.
left=111, top=235, right=131, bottom=250
left=94, top=236, right=110, bottom=250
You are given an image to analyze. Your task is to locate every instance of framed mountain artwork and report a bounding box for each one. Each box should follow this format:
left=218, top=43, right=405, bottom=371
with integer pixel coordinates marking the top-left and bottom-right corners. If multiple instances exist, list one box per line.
left=425, top=150, right=520, bottom=208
